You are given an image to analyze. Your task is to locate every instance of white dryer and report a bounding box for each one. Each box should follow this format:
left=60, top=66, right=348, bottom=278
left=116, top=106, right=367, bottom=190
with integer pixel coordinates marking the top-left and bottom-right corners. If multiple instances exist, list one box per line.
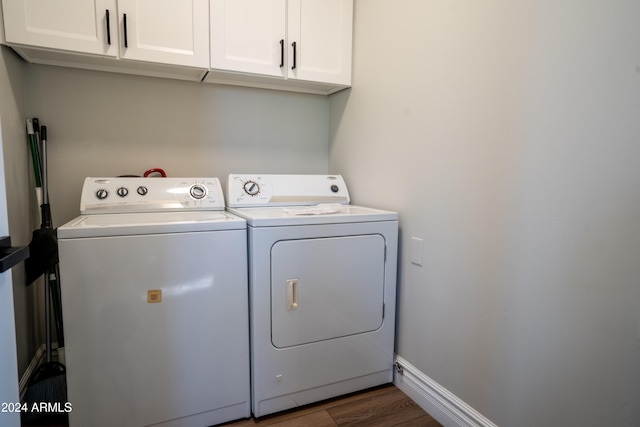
left=226, top=174, right=398, bottom=417
left=58, top=177, right=250, bottom=427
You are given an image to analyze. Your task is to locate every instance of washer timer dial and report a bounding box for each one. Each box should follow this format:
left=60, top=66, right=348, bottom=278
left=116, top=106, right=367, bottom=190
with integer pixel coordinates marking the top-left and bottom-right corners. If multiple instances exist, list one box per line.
left=189, top=184, right=207, bottom=200
left=96, top=189, right=108, bottom=200
left=243, top=180, right=260, bottom=196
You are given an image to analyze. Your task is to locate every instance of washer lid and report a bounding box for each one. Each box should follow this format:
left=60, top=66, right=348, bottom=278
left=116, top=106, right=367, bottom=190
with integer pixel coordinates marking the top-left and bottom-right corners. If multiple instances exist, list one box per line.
left=226, top=205, right=397, bottom=227
left=58, top=211, right=246, bottom=239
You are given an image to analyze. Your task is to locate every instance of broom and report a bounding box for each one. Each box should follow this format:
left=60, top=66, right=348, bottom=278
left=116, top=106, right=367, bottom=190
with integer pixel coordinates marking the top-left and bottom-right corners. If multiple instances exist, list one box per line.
left=22, top=125, right=68, bottom=423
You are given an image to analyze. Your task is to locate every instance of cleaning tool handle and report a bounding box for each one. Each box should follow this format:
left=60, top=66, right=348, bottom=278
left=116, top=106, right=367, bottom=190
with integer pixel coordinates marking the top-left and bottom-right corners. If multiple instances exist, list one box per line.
left=26, top=119, right=42, bottom=188
left=40, top=203, right=52, bottom=229
left=40, top=126, right=50, bottom=217
left=44, top=272, right=52, bottom=363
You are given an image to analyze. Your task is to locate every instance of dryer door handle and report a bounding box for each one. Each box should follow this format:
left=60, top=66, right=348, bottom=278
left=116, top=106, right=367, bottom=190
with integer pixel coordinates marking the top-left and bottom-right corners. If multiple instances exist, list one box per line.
left=286, top=279, right=299, bottom=310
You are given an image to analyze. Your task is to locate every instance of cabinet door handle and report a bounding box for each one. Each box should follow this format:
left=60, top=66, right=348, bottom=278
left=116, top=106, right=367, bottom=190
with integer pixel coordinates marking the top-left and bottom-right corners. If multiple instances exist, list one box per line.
left=106, top=10, right=111, bottom=45
left=123, top=13, right=128, bottom=48
left=291, top=41, right=297, bottom=70
left=279, top=39, right=284, bottom=68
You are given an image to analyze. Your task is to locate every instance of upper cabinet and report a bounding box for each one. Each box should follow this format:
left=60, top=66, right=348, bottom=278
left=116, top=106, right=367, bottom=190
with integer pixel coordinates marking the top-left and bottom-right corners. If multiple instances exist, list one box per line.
left=208, top=0, right=353, bottom=94
left=118, top=0, right=209, bottom=68
left=1, top=0, right=210, bottom=80
left=210, top=0, right=286, bottom=77
left=0, top=0, right=353, bottom=94
left=287, top=0, right=352, bottom=86
left=2, top=0, right=118, bottom=57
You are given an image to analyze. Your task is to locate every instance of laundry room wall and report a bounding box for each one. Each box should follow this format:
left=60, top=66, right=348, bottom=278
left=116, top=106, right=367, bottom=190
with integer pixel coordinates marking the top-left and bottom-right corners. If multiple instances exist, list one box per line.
left=330, top=1, right=640, bottom=426
left=24, top=65, right=331, bottom=225
left=0, top=45, right=41, bottom=379
left=1, top=53, right=330, bottom=380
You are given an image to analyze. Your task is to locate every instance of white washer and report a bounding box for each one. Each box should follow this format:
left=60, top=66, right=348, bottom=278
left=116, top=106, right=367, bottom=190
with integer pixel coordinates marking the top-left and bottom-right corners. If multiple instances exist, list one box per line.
left=58, top=177, right=250, bottom=427
left=226, top=174, right=398, bottom=417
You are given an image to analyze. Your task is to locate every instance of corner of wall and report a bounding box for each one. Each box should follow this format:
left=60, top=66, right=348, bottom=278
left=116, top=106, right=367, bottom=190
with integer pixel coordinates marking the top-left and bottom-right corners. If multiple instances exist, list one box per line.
left=393, top=355, right=498, bottom=427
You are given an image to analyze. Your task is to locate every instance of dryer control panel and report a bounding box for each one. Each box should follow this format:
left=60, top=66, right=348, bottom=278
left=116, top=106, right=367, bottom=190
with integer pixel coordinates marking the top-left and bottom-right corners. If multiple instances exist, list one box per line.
left=80, top=177, right=226, bottom=214
left=227, top=174, right=350, bottom=207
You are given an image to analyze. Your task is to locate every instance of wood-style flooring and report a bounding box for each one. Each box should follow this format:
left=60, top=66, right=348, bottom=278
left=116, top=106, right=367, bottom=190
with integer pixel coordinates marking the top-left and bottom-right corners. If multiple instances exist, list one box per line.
left=221, top=385, right=441, bottom=427
left=21, top=384, right=441, bottom=427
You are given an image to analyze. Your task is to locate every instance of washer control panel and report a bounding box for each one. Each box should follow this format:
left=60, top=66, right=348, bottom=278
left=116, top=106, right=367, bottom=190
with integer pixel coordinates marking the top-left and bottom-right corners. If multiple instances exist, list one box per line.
left=227, top=174, right=350, bottom=207
left=80, top=177, right=226, bottom=214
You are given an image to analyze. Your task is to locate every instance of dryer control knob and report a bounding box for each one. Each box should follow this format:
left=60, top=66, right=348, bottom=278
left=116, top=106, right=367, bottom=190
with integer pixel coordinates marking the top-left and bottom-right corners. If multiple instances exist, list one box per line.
left=117, top=187, right=129, bottom=197
left=137, top=186, right=148, bottom=196
left=96, top=189, right=108, bottom=200
left=190, top=184, right=207, bottom=200
left=243, top=180, right=260, bottom=196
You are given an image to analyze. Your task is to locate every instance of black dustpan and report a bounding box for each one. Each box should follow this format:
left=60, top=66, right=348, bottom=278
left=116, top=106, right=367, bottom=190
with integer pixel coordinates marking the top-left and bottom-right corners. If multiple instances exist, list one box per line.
left=25, top=203, right=58, bottom=285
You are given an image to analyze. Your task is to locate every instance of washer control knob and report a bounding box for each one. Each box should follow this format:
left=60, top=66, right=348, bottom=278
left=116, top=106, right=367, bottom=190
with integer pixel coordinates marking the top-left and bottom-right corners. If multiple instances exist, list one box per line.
left=96, top=189, right=108, bottom=200
left=330, top=185, right=339, bottom=193
left=137, top=186, right=148, bottom=196
left=243, top=180, right=260, bottom=196
left=190, top=184, right=207, bottom=200
left=117, top=187, right=129, bottom=197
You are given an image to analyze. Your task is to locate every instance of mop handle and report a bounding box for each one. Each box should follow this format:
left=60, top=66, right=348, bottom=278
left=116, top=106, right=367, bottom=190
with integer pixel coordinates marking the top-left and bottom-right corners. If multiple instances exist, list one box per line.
left=41, top=126, right=48, bottom=206
left=45, top=272, right=52, bottom=363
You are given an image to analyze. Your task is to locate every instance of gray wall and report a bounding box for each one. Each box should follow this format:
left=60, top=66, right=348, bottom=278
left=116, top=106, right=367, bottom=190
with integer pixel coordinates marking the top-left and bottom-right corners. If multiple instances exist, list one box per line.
left=25, top=65, right=330, bottom=226
left=330, top=1, right=640, bottom=426
left=3, top=58, right=330, bottom=376
left=5, top=2, right=640, bottom=426
left=0, top=46, right=40, bottom=377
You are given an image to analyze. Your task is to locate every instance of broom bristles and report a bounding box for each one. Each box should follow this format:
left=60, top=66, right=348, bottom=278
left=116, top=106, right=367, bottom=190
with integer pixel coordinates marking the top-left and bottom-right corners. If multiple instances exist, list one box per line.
left=22, top=362, right=68, bottom=422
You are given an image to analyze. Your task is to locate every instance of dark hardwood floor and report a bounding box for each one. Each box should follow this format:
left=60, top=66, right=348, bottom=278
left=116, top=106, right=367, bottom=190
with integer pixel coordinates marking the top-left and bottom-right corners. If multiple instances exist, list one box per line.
left=21, top=384, right=441, bottom=427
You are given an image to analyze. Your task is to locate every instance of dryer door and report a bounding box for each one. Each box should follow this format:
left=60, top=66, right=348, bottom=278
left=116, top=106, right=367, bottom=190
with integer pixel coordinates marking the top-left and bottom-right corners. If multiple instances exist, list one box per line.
left=271, top=234, right=385, bottom=348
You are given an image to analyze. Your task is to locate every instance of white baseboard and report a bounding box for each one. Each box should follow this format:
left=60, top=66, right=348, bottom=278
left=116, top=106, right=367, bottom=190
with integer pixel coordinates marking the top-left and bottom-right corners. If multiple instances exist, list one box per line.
left=19, top=342, right=62, bottom=400
left=393, top=354, right=498, bottom=427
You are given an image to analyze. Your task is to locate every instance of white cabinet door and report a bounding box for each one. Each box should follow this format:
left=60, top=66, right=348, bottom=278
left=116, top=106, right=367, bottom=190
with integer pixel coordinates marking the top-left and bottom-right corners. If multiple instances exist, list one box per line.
left=118, top=0, right=209, bottom=68
left=210, top=0, right=285, bottom=76
left=1, top=0, right=118, bottom=57
left=209, top=0, right=352, bottom=87
left=287, top=0, right=352, bottom=85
